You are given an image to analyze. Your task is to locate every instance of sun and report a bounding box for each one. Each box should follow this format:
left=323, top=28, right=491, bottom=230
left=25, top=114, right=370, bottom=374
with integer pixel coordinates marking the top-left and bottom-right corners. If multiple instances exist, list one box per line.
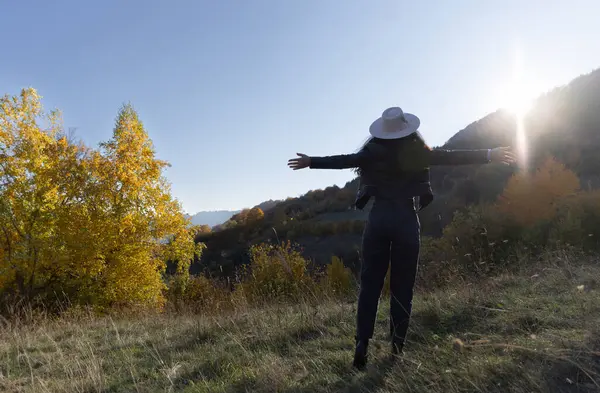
left=505, top=52, right=535, bottom=117
left=507, top=84, right=534, bottom=118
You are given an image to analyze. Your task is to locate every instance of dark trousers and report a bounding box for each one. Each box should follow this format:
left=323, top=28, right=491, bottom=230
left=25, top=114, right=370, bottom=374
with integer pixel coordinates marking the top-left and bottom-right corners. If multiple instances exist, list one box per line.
left=356, top=198, right=421, bottom=345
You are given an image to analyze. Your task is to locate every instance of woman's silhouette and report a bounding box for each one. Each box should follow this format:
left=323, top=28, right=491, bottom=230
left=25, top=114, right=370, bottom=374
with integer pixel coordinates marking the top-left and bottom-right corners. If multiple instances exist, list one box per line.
left=288, top=107, right=516, bottom=370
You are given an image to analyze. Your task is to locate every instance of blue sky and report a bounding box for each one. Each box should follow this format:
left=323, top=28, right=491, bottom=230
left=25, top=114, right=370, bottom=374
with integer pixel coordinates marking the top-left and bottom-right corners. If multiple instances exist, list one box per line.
left=2, top=1, right=599, bottom=213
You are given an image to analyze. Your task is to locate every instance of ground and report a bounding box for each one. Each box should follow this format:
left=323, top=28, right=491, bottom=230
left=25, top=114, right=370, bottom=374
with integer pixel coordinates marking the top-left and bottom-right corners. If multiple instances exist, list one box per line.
left=1, top=258, right=599, bottom=392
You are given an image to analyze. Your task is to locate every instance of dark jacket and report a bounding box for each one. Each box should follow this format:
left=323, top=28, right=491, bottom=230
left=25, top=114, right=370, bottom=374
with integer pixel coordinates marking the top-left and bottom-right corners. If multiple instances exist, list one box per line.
left=309, top=134, right=490, bottom=210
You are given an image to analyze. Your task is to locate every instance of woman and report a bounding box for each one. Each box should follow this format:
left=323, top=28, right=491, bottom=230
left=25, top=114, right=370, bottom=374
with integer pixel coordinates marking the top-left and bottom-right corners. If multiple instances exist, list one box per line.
left=287, top=107, right=516, bottom=370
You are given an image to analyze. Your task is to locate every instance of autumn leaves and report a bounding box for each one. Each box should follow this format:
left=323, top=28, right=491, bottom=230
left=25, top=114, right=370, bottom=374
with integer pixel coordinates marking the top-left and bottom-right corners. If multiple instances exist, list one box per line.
left=0, top=89, right=200, bottom=311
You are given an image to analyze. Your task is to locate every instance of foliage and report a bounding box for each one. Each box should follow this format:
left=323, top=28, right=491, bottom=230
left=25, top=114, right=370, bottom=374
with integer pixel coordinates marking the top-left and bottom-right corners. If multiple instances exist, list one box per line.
left=497, top=156, right=580, bottom=227
left=234, top=241, right=316, bottom=304
left=176, top=274, right=232, bottom=313
left=224, top=207, right=265, bottom=228
left=320, top=256, right=355, bottom=297
left=419, top=156, right=600, bottom=286
left=0, top=89, right=200, bottom=312
left=165, top=242, right=359, bottom=312
left=245, top=207, right=265, bottom=225
left=195, top=224, right=212, bottom=234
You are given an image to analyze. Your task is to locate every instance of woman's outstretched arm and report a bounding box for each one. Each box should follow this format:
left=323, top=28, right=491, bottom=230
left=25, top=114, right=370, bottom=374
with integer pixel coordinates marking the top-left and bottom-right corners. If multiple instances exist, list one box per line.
left=288, top=149, right=371, bottom=170
left=427, top=147, right=516, bottom=166
left=288, top=145, right=516, bottom=169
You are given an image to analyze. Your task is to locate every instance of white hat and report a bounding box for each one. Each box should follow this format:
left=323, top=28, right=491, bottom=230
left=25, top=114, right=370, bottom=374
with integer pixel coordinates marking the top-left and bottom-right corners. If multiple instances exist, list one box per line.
left=369, top=107, right=420, bottom=139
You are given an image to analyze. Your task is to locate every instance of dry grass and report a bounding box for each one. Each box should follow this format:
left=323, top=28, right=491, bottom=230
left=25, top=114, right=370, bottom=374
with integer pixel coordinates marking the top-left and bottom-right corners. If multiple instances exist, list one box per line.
left=1, top=257, right=599, bottom=392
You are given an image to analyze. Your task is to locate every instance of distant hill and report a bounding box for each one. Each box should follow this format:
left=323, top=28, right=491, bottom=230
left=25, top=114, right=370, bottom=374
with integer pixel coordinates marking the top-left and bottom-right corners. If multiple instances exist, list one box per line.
left=188, top=200, right=281, bottom=228
left=193, top=67, right=600, bottom=278
left=188, top=210, right=240, bottom=227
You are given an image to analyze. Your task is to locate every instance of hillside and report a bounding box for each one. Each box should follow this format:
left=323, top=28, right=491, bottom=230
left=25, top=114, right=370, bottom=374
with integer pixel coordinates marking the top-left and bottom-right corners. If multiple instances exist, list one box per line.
left=3, top=254, right=598, bottom=392
left=194, top=68, right=600, bottom=276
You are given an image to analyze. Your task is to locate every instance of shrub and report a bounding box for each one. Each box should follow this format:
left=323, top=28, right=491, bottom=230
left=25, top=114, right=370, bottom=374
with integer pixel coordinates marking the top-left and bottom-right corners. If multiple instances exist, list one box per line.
left=320, top=256, right=355, bottom=297
left=235, top=241, right=315, bottom=304
left=418, top=158, right=600, bottom=287
left=537, top=190, right=600, bottom=251
left=181, top=275, right=232, bottom=313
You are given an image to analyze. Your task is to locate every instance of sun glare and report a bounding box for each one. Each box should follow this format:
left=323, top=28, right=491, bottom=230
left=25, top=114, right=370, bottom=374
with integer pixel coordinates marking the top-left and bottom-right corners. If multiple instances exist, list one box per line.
left=506, top=48, right=532, bottom=170
left=506, top=50, right=534, bottom=117
left=508, top=87, right=534, bottom=118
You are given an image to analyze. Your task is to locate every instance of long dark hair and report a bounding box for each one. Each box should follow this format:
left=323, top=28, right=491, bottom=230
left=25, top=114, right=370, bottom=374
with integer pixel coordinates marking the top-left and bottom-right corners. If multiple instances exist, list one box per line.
left=353, top=136, right=374, bottom=175
left=353, top=132, right=431, bottom=176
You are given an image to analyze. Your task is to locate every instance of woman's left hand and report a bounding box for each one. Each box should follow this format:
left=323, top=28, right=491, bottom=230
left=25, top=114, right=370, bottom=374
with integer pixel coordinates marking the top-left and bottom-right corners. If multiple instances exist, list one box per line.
left=490, top=147, right=517, bottom=165
left=288, top=153, right=311, bottom=170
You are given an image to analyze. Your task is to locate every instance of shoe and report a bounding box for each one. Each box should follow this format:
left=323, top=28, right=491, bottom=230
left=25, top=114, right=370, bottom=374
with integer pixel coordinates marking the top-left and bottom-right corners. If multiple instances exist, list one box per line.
left=352, top=339, right=369, bottom=370
left=391, top=340, right=404, bottom=356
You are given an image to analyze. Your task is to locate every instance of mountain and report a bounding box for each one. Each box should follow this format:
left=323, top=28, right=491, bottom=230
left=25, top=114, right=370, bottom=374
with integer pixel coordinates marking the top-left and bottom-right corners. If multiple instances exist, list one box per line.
left=193, top=67, right=600, bottom=278
left=255, top=199, right=280, bottom=212
left=188, top=200, right=282, bottom=228
left=188, top=210, right=240, bottom=227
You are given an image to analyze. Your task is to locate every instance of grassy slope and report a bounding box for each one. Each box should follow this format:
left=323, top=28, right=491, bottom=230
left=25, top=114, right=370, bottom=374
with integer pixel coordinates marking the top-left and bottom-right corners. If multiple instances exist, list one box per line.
left=1, top=256, right=600, bottom=393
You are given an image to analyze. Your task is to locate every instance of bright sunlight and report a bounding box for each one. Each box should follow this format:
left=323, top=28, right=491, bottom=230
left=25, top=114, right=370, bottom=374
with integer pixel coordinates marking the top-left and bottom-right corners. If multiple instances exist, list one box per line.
left=505, top=48, right=535, bottom=170
left=507, top=50, right=535, bottom=117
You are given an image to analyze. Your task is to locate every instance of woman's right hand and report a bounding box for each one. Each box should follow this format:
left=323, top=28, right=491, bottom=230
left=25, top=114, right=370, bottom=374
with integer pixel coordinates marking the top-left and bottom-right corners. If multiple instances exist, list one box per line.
left=288, top=153, right=311, bottom=170
left=490, top=147, right=517, bottom=165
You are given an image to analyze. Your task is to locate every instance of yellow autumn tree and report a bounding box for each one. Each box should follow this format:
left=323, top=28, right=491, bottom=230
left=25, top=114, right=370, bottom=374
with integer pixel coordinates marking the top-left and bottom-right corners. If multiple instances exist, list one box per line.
left=497, top=156, right=580, bottom=227
left=0, top=89, right=200, bottom=311
left=89, top=103, right=202, bottom=309
left=0, top=88, right=81, bottom=298
left=246, top=207, right=265, bottom=225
